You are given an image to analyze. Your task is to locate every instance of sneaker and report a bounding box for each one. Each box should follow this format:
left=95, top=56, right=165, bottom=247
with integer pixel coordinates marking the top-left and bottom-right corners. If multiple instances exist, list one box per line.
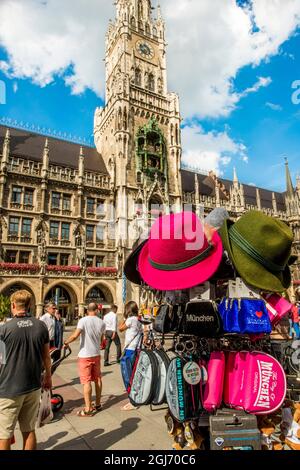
left=104, top=362, right=110, bottom=367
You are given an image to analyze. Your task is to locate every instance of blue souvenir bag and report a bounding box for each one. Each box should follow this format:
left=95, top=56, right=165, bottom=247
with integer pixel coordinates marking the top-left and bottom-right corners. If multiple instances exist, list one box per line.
left=218, top=298, right=272, bottom=335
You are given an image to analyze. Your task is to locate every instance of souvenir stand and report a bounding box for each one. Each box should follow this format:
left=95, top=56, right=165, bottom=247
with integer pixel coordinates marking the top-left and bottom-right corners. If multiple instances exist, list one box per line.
left=123, top=210, right=300, bottom=451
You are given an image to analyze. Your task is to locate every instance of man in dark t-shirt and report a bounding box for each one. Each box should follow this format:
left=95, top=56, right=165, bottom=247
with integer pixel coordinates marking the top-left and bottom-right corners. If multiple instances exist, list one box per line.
left=0, top=290, right=52, bottom=451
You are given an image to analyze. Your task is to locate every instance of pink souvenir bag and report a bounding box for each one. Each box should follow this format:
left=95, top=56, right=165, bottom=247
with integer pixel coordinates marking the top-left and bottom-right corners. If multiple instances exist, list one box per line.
left=223, top=351, right=247, bottom=408
left=261, top=293, right=292, bottom=326
left=223, top=351, right=287, bottom=415
left=203, top=351, right=225, bottom=413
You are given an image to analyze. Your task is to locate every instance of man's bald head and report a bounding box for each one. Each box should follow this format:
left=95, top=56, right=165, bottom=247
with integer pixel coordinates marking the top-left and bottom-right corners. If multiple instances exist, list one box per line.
left=87, top=303, right=98, bottom=314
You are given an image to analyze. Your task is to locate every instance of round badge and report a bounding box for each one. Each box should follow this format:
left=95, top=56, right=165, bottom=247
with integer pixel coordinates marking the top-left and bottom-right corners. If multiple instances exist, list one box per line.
left=183, top=362, right=201, bottom=385
left=201, top=365, right=208, bottom=384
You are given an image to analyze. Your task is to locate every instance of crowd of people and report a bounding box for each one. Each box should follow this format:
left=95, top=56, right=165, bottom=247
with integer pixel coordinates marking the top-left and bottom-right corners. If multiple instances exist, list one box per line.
left=0, top=290, right=144, bottom=450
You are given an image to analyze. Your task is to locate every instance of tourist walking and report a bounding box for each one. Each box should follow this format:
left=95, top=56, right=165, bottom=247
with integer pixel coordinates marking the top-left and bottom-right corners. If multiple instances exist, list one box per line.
left=0, top=290, right=51, bottom=451
left=64, top=302, right=106, bottom=417
left=290, top=303, right=300, bottom=339
left=53, top=309, right=64, bottom=361
left=40, top=301, right=56, bottom=348
left=103, top=304, right=121, bottom=366
left=119, top=301, right=143, bottom=411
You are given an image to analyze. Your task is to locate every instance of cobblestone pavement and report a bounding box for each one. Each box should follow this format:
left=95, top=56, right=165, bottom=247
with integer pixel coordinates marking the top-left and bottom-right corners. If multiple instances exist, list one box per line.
left=13, top=328, right=171, bottom=451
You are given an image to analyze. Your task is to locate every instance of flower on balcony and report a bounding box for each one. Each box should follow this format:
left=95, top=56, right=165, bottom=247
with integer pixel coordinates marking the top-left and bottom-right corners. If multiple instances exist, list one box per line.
left=87, top=267, right=117, bottom=275
left=46, top=265, right=81, bottom=273
left=0, top=263, right=40, bottom=273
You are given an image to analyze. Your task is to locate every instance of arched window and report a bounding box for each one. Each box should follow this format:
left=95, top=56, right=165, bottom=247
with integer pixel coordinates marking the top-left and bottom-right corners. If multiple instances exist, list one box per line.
left=153, top=26, right=158, bottom=38
left=138, top=0, right=143, bottom=19
left=123, top=108, right=128, bottom=130
left=138, top=20, right=144, bottom=32
left=118, top=107, right=122, bottom=130
left=175, top=124, right=179, bottom=145
left=145, top=23, right=150, bottom=35
left=170, top=124, right=174, bottom=146
left=157, top=77, right=163, bottom=94
left=148, top=73, right=155, bottom=92
left=131, top=16, right=136, bottom=29
left=135, top=68, right=142, bottom=86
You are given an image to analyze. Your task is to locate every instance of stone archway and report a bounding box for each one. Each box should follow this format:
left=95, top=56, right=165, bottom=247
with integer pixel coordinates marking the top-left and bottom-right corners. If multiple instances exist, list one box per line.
left=0, top=281, right=36, bottom=316
left=44, top=282, right=78, bottom=322
left=85, top=282, right=114, bottom=309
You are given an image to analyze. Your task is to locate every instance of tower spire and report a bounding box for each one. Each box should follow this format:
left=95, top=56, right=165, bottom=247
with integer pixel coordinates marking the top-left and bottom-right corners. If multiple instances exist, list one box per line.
left=285, top=157, right=294, bottom=197
left=233, top=167, right=238, bottom=184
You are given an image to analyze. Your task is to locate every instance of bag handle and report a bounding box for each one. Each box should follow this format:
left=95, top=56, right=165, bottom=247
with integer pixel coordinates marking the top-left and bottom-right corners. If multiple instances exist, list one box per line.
left=121, top=331, right=143, bottom=358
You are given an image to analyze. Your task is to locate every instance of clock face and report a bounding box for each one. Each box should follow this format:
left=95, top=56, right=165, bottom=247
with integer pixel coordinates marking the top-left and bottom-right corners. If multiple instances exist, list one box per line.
left=136, top=40, right=154, bottom=59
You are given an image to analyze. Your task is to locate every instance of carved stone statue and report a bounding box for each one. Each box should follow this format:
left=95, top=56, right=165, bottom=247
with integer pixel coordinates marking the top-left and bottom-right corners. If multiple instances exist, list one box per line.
left=74, top=224, right=86, bottom=273
left=36, top=220, right=47, bottom=271
left=117, top=246, right=124, bottom=278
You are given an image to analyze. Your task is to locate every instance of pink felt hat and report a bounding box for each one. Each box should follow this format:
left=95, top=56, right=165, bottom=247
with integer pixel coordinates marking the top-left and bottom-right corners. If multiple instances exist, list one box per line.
left=138, top=211, right=223, bottom=291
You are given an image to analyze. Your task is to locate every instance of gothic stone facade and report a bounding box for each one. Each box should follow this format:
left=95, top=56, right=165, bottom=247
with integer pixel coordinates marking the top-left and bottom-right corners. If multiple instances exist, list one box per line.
left=0, top=0, right=299, bottom=317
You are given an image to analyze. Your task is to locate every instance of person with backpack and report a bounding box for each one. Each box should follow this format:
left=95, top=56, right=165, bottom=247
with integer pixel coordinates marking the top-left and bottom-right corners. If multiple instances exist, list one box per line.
left=119, top=301, right=143, bottom=411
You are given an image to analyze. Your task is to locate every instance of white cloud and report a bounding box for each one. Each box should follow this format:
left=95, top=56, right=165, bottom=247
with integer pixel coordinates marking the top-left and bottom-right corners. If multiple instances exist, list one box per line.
left=266, top=101, right=283, bottom=111
left=181, top=124, right=248, bottom=175
left=163, top=0, right=300, bottom=117
left=239, top=76, right=272, bottom=98
left=0, top=0, right=299, bottom=119
left=12, top=82, right=18, bottom=93
left=0, top=0, right=112, bottom=96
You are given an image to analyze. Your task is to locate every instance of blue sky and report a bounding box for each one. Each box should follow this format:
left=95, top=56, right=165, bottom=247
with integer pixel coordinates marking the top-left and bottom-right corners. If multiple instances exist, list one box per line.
left=0, top=0, right=300, bottom=193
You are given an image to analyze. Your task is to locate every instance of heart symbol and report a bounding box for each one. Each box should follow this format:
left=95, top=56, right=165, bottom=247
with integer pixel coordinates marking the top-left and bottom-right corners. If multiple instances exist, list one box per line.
left=256, top=311, right=263, bottom=318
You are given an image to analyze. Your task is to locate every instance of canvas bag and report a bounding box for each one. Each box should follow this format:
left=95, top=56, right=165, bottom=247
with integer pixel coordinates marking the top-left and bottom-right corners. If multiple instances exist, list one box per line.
left=179, top=300, right=222, bottom=337
left=128, top=350, right=159, bottom=407
left=218, top=298, right=272, bottom=334
left=166, top=356, right=203, bottom=423
left=203, top=351, right=225, bottom=413
left=223, top=351, right=287, bottom=415
left=36, top=390, right=53, bottom=428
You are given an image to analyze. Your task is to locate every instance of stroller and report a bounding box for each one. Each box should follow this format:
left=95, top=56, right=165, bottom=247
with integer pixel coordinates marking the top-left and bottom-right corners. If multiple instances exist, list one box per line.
left=49, top=346, right=72, bottom=413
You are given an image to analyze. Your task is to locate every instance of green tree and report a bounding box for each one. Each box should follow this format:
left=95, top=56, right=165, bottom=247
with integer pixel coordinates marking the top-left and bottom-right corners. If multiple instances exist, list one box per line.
left=0, top=295, right=10, bottom=321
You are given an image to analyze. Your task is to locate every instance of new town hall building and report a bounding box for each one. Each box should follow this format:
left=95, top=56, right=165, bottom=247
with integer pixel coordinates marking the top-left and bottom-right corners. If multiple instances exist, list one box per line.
left=0, top=0, right=299, bottom=318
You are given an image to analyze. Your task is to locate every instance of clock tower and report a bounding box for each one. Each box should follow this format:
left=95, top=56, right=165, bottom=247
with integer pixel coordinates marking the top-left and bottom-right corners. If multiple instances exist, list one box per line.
left=94, top=0, right=182, bottom=253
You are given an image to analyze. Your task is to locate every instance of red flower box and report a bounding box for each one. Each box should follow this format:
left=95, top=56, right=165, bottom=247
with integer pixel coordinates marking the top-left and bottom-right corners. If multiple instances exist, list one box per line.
left=87, top=267, right=117, bottom=275
left=46, top=265, right=81, bottom=273
left=0, top=263, right=40, bottom=273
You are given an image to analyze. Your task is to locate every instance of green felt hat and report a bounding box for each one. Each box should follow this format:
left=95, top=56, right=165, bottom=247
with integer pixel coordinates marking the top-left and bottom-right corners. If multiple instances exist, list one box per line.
left=220, top=210, right=295, bottom=293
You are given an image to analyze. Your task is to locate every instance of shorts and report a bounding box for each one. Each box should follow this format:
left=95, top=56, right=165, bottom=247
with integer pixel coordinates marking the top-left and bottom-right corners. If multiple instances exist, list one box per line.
left=0, top=389, right=41, bottom=440
left=78, top=356, right=101, bottom=384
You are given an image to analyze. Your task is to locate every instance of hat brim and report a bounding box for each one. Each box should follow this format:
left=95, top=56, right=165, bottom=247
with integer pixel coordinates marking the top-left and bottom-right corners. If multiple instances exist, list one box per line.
left=138, top=230, right=223, bottom=291
left=124, top=239, right=148, bottom=285
left=220, top=219, right=291, bottom=293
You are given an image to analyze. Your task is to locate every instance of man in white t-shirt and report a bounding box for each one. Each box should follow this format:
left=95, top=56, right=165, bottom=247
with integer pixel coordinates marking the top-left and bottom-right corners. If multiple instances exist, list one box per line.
left=103, top=305, right=121, bottom=366
left=40, top=302, right=56, bottom=347
left=64, top=303, right=106, bottom=417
